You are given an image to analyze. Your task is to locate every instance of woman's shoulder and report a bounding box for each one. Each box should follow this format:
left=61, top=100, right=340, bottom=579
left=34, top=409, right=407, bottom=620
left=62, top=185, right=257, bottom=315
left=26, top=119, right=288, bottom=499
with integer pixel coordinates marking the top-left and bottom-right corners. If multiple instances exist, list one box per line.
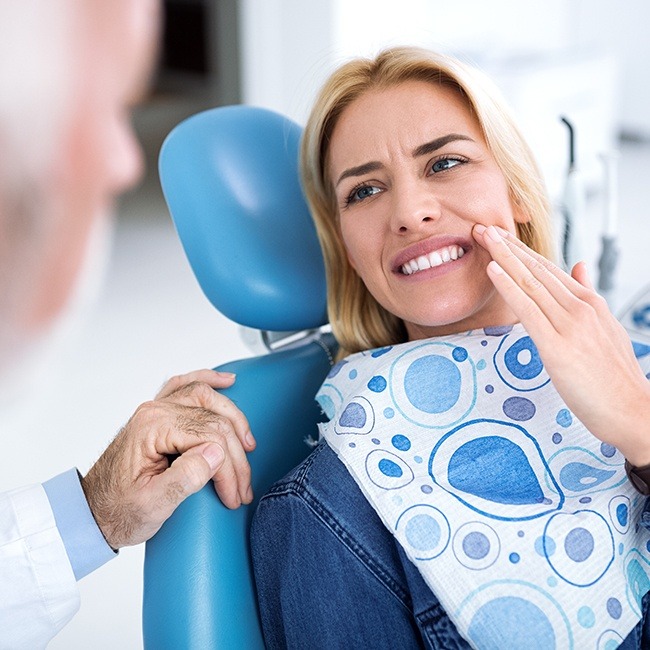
left=253, top=440, right=392, bottom=555
left=259, top=440, right=362, bottom=507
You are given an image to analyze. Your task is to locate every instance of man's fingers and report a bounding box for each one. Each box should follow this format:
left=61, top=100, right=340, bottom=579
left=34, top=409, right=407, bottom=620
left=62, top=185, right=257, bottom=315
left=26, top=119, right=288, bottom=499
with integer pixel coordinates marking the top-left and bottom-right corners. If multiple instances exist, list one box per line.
left=158, top=411, right=252, bottom=506
left=162, top=381, right=255, bottom=451
left=156, top=369, right=237, bottom=400
left=152, top=443, right=226, bottom=515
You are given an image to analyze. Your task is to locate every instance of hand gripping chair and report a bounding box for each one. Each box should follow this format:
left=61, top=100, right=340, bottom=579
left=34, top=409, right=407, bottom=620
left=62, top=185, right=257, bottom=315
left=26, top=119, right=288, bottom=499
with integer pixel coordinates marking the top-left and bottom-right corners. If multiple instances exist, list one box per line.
left=142, top=106, right=335, bottom=649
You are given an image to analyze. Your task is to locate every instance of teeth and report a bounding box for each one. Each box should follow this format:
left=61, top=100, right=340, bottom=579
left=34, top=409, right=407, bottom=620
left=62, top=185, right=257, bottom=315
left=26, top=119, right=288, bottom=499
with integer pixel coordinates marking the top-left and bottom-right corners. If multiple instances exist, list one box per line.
left=401, top=245, right=464, bottom=275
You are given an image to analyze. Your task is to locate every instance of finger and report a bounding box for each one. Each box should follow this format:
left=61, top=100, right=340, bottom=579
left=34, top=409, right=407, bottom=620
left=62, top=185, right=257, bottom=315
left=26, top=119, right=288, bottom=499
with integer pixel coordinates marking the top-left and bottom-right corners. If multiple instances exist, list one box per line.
left=137, top=402, right=253, bottom=506
left=479, top=225, right=589, bottom=297
left=208, top=443, right=247, bottom=509
left=156, top=369, right=237, bottom=400
left=486, top=260, right=558, bottom=344
left=221, top=426, right=254, bottom=505
left=162, top=403, right=253, bottom=505
left=571, top=261, right=595, bottom=290
left=164, top=442, right=246, bottom=510
left=479, top=226, right=607, bottom=322
left=149, top=441, right=249, bottom=513
left=150, top=442, right=226, bottom=517
left=474, top=225, right=568, bottom=329
left=163, top=381, right=255, bottom=450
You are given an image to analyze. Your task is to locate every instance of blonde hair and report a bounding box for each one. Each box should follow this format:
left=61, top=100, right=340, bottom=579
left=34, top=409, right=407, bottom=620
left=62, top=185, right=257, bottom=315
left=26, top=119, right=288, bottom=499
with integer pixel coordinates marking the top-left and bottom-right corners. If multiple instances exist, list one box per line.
left=301, top=47, right=554, bottom=358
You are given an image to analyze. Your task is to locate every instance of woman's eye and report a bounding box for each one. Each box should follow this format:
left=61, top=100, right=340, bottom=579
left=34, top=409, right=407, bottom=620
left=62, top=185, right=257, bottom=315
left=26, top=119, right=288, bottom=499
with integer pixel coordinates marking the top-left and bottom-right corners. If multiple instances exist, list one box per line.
left=431, top=157, right=463, bottom=173
left=347, top=185, right=381, bottom=204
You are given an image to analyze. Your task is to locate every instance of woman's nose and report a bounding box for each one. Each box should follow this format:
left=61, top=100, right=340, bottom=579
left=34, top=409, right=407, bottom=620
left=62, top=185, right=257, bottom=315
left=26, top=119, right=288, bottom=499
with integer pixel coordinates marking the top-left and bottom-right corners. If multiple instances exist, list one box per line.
left=390, top=185, right=441, bottom=234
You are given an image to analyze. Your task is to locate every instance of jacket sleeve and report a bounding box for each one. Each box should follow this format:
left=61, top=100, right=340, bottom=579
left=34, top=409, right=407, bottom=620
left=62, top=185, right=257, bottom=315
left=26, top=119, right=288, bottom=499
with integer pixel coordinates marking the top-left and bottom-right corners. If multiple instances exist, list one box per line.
left=0, top=483, right=80, bottom=650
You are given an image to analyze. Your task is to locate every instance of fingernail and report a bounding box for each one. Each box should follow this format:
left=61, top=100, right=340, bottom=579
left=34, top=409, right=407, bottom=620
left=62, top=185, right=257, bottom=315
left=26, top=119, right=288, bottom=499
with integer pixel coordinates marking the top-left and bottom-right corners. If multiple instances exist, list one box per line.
left=216, top=371, right=236, bottom=379
left=486, top=225, right=502, bottom=242
left=488, top=260, right=504, bottom=275
left=202, top=444, right=225, bottom=472
left=246, top=432, right=256, bottom=448
left=474, top=224, right=487, bottom=235
left=495, top=226, right=509, bottom=237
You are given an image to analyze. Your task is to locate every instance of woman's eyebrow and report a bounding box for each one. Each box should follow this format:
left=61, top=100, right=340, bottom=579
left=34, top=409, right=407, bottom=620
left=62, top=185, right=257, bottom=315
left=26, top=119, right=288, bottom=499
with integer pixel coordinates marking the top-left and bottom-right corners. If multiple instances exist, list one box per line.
left=335, top=134, right=475, bottom=187
left=411, top=133, right=474, bottom=157
left=335, top=161, right=384, bottom=187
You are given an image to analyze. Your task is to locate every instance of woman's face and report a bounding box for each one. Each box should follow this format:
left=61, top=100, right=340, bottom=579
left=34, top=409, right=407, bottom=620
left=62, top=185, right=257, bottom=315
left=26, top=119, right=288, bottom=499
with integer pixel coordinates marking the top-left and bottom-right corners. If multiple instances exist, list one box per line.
left=328, top=80, right=529, bottom=340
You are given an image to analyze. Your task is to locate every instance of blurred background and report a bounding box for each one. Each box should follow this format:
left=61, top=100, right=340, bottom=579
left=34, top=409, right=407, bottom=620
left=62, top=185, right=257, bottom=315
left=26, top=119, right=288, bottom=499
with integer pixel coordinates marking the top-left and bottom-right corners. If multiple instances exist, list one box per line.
left=2, top=0, right=649, bottom=646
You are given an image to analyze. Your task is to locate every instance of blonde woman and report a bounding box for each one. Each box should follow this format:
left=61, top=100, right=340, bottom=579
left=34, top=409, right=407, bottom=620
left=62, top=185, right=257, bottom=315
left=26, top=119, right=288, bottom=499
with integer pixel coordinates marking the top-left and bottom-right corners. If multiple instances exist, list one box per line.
left=251, top=48, right=650, bottom=649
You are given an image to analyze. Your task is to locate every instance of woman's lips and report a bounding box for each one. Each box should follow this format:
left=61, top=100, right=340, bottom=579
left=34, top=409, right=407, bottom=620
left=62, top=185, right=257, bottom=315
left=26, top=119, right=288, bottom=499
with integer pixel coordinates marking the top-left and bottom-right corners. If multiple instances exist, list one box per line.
left=391, top=236, right=474, bottom=275
left=400, top=243, right=465, bottom=275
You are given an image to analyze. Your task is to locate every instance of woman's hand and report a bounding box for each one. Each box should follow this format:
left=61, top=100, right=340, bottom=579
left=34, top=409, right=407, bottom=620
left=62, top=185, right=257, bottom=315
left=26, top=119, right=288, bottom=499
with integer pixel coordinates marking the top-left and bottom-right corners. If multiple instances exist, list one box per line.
left=82, top=369, right=256, bottom=549
left=473, top=223, right=650, bottom=465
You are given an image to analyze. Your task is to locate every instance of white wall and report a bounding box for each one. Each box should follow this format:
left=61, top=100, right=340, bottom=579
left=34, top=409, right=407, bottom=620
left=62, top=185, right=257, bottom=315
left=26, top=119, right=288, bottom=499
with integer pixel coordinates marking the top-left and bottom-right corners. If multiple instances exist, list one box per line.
left=239, top=0, right=650, bottom=201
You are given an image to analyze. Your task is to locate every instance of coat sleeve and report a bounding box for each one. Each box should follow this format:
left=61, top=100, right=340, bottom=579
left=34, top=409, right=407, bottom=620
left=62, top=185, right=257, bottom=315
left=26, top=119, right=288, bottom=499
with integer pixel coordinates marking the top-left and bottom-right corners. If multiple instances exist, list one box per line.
left=0, top=483, right=80, bottom=650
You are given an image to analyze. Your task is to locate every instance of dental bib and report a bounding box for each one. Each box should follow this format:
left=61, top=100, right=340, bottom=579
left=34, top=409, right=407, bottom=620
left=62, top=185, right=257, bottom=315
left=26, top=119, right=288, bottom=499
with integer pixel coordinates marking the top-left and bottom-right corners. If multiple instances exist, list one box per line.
left=317, top=324, right=650, bottom=649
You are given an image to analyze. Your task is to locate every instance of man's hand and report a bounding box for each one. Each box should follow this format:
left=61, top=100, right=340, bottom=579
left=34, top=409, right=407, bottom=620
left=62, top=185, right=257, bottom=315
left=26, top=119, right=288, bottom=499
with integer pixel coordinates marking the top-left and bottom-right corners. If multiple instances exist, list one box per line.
left=81, top=369, right=255, bottom=549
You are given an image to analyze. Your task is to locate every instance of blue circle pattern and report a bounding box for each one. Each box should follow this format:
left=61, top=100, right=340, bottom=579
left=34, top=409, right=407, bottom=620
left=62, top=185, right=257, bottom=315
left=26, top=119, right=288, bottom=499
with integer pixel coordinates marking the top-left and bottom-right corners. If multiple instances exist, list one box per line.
left=368, top=375, right=387, bottom=392
left=494, top=334, right=551, bottom=392
left=452, top=346, right=468, bottom=362
left=504, top=336, right=543, bottom=380
left=392, top=434, right=411, bottom=451
left=556, top=409, right=573, bottom=428
left=317, top=325, right=650, bottom=646
left=404, top=355, right=461, bottom=413
left=607, top=597, right=622, bottom=619
left=463, top=532, right=490, bottom=559
left=503, top=396, right=536, bottom=421
left=468, top=596, right=554, bottom=648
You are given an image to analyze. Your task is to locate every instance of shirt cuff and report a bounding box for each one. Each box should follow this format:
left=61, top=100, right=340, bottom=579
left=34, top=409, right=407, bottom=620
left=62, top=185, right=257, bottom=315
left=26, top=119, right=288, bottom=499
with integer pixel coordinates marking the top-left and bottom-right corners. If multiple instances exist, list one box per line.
left=42, top=468, right=117, bottom=580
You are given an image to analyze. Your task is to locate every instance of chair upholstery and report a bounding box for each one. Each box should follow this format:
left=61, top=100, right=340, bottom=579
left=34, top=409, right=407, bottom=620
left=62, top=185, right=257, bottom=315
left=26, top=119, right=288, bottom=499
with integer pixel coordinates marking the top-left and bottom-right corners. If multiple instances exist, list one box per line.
left=142, top=106, right=334, bottom=649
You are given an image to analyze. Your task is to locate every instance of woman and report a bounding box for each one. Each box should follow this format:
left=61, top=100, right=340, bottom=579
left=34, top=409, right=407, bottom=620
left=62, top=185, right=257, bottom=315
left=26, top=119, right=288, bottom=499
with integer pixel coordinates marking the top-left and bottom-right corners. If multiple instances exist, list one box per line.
left=251, top=47, right=650, bottom=649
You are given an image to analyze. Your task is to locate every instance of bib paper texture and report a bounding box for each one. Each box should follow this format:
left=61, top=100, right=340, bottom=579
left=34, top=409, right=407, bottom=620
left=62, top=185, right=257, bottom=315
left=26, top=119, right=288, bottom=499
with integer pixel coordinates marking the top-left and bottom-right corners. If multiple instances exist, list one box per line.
left=317, top=324, right=650, bottom=649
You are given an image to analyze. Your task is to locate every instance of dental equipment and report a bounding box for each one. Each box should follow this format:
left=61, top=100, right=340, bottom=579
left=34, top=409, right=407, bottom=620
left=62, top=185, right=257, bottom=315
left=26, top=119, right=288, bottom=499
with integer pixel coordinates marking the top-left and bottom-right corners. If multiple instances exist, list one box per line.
left=597, top=151, right=620, bottom=298
left=559, top=116, right=586, bottom=270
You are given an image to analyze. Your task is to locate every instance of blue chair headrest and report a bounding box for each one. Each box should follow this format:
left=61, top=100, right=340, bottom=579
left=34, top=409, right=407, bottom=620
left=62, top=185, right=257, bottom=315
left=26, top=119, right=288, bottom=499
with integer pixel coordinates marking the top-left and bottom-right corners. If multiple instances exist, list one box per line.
left=159, top=106, right=328, bottom=331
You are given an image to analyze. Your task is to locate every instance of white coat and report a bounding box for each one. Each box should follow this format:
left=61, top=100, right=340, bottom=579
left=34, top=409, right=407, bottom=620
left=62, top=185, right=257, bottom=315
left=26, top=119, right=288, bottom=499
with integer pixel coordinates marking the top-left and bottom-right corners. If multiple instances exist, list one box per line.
left=0, top=483, right=79, bottom=649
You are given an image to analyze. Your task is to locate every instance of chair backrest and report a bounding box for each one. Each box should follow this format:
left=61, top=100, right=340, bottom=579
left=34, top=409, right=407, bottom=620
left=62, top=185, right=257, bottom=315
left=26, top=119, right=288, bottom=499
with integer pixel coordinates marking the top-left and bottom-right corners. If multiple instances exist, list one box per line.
left=142, top=106, right=334, bottom=649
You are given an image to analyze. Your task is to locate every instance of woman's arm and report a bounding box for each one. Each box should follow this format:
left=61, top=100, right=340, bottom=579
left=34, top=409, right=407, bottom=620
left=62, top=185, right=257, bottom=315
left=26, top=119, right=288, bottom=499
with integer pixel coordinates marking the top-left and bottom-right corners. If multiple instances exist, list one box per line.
left=473, top=223, right=650, bottom=467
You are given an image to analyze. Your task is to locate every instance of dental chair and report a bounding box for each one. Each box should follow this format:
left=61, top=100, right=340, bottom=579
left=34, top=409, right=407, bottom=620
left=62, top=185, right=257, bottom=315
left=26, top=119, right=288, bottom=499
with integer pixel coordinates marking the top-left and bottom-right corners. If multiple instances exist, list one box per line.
left=142, top=106, right=335, bottom=649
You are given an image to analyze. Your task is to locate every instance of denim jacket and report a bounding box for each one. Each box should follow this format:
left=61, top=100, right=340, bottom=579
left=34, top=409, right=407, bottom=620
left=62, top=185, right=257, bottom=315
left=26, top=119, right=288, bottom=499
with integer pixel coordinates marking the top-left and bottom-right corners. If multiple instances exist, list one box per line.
left=252, top=441, right=650, bottom=649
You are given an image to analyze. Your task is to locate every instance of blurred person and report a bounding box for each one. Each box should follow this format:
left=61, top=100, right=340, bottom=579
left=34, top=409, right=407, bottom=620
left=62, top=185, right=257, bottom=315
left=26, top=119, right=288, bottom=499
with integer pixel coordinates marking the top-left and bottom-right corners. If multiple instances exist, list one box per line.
left=0, top=1, right=255, bottom=647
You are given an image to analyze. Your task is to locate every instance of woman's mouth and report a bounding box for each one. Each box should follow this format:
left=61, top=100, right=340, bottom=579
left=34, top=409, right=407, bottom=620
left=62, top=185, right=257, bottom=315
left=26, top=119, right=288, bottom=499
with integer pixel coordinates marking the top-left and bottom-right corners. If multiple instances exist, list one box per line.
left=400, top=244, right=465, bottom=275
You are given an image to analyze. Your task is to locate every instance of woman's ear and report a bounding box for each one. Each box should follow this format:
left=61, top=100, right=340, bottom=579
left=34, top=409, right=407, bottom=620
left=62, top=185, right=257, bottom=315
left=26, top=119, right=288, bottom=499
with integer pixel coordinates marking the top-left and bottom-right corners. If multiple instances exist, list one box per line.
left=511, top=194, right=531, bottom=224
left=346, top=250, right=358, bottom=271
left=343, top=242, right=358, bottom=271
